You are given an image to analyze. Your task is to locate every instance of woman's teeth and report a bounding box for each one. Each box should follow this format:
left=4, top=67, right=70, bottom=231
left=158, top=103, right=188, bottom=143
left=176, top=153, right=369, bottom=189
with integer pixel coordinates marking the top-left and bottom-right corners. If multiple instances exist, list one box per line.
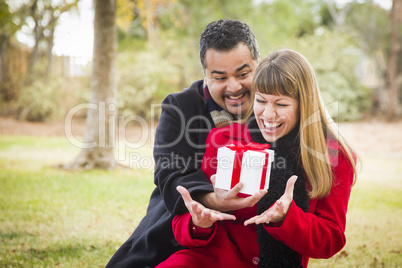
left=263, top=121, right=281, bottom=129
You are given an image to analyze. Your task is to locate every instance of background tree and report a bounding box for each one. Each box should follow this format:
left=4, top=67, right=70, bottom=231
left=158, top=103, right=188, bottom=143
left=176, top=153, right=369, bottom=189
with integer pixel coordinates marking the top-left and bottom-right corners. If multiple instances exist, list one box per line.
left=325, top=0, right=351, bottom=29
left=387, top=0, right=402, bottom=121
left=342, top=0, right=402, bottom=119
left=23, top=0, right=79, bottom=86
left=64, top=0, right=118, bottom=170
left=117, top=0, right=177, bottom=46
left=290, top=30, right=370, bottom=121
left=0, top=0, right=79, bottom=121
left=0, top=0, right=24, bottom=101
left=1, top=0, right=398, bottom=125
left=344, top=1, right=390, bottom=115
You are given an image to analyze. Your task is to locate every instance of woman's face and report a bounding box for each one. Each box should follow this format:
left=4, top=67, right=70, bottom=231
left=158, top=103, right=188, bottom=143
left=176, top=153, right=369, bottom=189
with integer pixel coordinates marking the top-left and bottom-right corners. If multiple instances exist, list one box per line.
left=254, top=91, right=299, bottom=143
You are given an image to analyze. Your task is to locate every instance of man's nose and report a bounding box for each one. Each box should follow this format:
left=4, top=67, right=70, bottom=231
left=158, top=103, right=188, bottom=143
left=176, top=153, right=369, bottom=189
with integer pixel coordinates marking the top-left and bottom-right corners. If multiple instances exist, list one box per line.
left=227, top=77, right=242, bottom=93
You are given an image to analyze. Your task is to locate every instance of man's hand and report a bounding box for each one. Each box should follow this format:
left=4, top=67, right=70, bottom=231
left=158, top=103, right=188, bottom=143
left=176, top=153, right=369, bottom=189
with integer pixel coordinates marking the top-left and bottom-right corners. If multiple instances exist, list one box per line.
left=177, top=186, right=236, bottom=228
left=197, top=175, right=267, bottom=213
left=244, top=175, right=297, bottom=226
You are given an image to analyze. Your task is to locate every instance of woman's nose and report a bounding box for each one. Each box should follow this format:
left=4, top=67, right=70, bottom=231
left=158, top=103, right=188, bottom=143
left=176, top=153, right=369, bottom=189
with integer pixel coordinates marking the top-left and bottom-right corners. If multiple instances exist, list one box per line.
left=263, top=104, right=276, bottom=119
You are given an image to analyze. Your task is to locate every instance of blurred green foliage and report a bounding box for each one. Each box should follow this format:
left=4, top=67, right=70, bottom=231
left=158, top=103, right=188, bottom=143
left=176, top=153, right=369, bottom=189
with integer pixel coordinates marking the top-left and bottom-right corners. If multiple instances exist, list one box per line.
left=16, top=75, right=64, bottom=121
left=117, top=36, right=192, bottom=120
left=289, top=31, right=371, bottom=121
left=1, top=0, right=396, bottom=122
left=115, top=0, right=377, bottom=121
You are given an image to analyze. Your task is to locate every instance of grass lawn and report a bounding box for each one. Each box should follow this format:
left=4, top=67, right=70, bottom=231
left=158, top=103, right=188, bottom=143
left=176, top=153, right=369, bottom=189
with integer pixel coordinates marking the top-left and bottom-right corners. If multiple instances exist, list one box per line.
left=0, top=135, right=401, bottom=267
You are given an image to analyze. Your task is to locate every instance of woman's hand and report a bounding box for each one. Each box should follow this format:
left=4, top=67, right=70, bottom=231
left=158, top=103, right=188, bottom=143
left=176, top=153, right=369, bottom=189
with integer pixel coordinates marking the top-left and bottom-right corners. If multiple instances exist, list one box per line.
left=177, top=185, right=236, bottom=229
left=244, top=175, right=298, bottom=226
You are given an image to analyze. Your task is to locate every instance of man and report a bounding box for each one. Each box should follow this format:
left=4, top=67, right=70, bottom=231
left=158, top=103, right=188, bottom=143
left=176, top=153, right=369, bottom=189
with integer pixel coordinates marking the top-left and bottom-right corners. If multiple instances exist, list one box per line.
left=106, top=19, right=262, bottom=268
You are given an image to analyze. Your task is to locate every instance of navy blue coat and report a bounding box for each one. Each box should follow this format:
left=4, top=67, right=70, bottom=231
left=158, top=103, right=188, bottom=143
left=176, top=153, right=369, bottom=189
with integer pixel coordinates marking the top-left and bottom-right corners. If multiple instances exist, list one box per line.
left=106, top=80, right=215, bottom=268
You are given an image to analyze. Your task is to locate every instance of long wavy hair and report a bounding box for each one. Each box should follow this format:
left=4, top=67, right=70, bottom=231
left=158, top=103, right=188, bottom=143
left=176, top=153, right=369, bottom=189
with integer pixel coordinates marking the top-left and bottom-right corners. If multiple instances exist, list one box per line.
left=250, top=49, right=357, bottom=199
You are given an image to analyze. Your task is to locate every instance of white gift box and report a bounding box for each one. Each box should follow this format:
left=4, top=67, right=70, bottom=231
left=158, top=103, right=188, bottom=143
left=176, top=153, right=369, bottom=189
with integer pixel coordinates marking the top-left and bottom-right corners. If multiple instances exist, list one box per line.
left=215, top=144, right=275, bottom=196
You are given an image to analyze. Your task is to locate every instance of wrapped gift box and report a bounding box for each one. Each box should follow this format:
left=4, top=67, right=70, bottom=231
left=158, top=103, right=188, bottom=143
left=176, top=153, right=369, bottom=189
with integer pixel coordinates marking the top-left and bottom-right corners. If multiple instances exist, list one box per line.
left=215, top=143, right=275, bottom=196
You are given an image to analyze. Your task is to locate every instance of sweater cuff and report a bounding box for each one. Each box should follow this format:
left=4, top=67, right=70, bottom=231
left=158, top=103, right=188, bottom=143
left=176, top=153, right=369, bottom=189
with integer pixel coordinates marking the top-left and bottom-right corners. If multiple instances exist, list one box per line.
left=267, top=221, right=283, bottom=227
left=190, top=221, right=216, bottom=240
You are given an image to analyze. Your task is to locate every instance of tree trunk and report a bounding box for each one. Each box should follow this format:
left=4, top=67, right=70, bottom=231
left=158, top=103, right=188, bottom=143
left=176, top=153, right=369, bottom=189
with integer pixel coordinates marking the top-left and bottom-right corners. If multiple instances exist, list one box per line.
left=387, top=0, right=401, bottom=121
left=24, top=7, right=41, bottom=87
left=46, top=19, right=55, bottom=78
left=64, top=0, right=117, bottom=170
left=145, top=0, right=158, bottom=47
left=0, top=36, right=9, bottom=100
left=326, top=1, right=351, bottom=29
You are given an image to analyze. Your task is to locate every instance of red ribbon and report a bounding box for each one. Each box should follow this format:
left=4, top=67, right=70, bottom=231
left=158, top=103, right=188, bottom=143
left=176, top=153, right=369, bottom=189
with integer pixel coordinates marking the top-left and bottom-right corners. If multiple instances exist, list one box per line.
left=226, top=143, right=271, bottom=190
left=226, top=143, right=270, bottom=151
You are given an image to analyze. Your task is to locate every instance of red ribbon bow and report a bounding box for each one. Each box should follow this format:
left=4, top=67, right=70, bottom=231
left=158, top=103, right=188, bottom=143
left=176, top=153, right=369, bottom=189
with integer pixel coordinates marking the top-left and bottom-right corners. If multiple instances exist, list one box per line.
left=226, top=143, right=270, bottom=151
left=226, top=143, right=271, bottom=191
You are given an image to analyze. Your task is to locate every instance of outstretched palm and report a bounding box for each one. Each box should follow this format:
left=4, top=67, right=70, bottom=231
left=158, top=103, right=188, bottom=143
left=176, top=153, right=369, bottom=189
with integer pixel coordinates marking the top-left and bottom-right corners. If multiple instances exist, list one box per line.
left=244, top=175, right=298, bottom=226
left=177, top=186, right=236, bottom=228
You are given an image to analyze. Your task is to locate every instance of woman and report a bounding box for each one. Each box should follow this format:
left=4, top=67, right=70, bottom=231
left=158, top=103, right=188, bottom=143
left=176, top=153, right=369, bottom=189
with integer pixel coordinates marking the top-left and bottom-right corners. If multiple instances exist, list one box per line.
left=156, top=49, right=358, bottom=267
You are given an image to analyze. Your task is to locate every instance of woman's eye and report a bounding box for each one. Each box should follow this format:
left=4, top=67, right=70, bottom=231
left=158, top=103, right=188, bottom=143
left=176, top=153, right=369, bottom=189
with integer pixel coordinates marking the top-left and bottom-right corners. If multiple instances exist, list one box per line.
left=255, top=99, right=266, bottom=103
left=277, top=103, right=288, bottom=107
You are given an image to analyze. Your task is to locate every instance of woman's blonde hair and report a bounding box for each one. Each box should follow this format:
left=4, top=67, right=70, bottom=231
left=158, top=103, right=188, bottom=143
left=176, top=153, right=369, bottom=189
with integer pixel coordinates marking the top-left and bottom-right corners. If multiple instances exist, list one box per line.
left=251, top=49, right=357, bottom=199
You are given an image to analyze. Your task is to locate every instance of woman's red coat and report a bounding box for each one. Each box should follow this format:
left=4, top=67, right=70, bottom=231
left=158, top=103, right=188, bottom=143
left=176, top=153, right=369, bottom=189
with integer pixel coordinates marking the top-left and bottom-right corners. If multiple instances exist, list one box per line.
left=156, top=123, right=355, bottom=268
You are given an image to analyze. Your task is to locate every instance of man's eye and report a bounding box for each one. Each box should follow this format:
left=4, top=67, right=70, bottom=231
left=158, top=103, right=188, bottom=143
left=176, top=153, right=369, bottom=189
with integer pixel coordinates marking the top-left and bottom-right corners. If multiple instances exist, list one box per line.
left=215, top=77, right=226, bottom=81
left=239, top=72, right=249, bottom=78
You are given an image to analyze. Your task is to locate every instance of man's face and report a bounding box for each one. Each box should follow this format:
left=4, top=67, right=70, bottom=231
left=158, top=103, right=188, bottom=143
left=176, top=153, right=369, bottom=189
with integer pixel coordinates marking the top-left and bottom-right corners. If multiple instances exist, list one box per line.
left=204, top=44, right=258, bottom=118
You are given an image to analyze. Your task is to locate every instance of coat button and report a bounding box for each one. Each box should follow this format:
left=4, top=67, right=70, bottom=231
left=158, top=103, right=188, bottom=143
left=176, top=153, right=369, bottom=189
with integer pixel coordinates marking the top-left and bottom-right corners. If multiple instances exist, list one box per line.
left=252, top=257, right=259, bottom=265
left=171, top=238, right=180, bottom=247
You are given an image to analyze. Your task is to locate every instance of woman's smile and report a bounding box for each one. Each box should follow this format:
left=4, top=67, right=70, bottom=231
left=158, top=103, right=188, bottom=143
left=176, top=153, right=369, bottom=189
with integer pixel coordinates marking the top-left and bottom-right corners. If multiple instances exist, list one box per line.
left=254, top=92, right=299, bottom=142
left=261, top=120, right=283, bottom=132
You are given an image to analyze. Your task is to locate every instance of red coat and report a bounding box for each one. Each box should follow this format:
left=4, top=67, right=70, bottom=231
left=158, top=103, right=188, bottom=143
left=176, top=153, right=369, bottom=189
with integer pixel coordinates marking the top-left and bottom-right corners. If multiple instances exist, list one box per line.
left=156, top=123, right=355, bottom=268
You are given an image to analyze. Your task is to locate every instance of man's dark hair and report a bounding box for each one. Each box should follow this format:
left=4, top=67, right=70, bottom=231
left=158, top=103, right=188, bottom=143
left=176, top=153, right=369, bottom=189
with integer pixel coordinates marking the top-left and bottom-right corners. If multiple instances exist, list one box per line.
left=199, top=19, right=259, bottom=69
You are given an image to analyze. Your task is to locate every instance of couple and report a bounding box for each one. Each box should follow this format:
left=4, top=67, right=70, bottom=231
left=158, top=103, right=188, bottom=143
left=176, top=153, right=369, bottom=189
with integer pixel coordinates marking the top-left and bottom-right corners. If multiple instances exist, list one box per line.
left=106, top=19, right=357, bottom=268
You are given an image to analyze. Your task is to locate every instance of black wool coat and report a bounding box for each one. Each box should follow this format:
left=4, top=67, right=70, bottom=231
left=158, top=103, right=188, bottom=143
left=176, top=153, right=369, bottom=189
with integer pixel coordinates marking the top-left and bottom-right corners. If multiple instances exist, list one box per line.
left=106, top=80, right=216, bottom=268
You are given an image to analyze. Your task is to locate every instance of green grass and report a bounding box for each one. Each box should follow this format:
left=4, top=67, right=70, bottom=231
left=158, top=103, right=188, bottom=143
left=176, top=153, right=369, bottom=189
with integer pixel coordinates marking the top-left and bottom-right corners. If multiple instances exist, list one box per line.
left=309, top=155, right=402, bottom=268
left=0, top=135, right=401, bottom=267
left=0, top=135, right=155, bottom=267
